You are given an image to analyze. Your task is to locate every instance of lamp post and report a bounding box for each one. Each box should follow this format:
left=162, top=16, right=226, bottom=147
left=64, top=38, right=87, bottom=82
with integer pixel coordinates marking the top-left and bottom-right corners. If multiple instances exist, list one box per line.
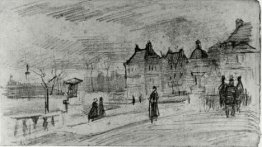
left=25, top=64, right=31, bottom=100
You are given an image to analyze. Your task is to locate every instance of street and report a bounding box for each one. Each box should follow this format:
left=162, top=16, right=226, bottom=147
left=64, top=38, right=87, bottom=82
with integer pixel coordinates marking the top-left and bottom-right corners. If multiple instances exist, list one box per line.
left=24, top=102, right=260, bottom=146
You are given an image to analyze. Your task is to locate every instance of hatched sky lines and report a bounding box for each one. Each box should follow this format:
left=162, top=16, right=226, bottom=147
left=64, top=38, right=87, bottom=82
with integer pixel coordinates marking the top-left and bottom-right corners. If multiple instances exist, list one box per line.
left=0, top=0, right=260, bottom=85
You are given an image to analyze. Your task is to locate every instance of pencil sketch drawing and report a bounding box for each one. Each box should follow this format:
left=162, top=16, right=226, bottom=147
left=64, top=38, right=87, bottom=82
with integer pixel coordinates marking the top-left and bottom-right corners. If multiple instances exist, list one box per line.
left=0, top=0, right=260, bottom=146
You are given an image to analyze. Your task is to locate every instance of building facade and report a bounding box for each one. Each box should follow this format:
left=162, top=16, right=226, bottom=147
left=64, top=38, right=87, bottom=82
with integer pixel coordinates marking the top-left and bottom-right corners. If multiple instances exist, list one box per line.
left=124, top=19, right=258, bottom=100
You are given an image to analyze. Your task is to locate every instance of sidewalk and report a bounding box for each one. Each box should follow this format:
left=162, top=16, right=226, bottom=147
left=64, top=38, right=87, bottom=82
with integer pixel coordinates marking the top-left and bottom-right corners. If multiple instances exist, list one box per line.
left=57, top=102, right=186, bottom=136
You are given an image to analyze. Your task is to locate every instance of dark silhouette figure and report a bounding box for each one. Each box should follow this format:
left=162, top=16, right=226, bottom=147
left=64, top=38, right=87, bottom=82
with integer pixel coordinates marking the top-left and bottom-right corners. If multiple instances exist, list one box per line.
left=236, top=76, right=244, bottom=113
left=149, top=86, right=160, bottom=123
left=88, top=98, right=98, bottom=122
left=132, top=95, right=135, bottom=105
left=225, top=76, right=237, bottom=118
left=218, top=76, right=227, bottom=108
left=139, top=94, right=142, bottom=103
left=98, top=97, right=105, bottom=117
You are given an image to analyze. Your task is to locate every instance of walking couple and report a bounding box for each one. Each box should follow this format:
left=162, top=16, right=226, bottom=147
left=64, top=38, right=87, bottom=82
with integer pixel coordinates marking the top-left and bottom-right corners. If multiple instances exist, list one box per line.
left=88, top=97, right=105, bottom=122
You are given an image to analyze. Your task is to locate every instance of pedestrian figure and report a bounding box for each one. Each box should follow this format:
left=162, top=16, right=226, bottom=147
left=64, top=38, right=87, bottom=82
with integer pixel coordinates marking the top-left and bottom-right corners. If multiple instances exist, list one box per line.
left=88, top=98, right=99, bottom=122
left=98, top=97, right=105, bottom=117
left=51, top=116, right=55, bottom=126
left=218, top=75, right=227, bottom=108
left=139, top=94, right=142, bottom=103
left=43, top=117, right=48, bottom=131
left=236, top=76, right=244, bottom=113
left=225, top=76, right=237, bottom=118
left=132, top=95, right=135, bottom=105
left=149, top=86, right=160, bottom=124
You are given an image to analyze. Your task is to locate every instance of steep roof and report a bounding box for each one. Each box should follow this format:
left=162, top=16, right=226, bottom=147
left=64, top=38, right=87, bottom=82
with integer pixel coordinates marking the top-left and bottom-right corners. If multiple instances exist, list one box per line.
left=208, top=19, right=256, bottom=54
left=227, top=22, right=252, bottom=43
left=232, top=43, right=256, bottom=53
left=125, top=41, right=160, bottom=65
left=125, top=49, right=146, bottom=64
left=163, top=49, right=188, bottom=64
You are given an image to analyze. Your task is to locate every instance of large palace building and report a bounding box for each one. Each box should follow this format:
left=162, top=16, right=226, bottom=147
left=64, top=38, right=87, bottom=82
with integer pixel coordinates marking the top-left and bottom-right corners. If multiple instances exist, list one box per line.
left=124, top=19, right=259, bottom=100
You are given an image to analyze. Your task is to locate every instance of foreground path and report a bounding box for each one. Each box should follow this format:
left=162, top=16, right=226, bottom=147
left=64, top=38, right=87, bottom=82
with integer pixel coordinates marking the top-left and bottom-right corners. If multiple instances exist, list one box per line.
left=26, top=104, right=260, bottom=146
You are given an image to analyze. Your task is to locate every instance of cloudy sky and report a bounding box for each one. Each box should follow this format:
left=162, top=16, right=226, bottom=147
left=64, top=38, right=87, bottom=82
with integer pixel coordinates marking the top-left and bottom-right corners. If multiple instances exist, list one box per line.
left=0, top=0, right=260, bottom=85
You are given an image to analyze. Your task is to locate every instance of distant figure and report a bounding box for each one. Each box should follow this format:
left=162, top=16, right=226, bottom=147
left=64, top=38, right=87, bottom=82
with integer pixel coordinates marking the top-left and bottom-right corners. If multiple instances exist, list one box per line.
left=236, top=76, right=244, bottom=113
left=225, top=76, right=236, bottom=118
left=149, top=86, right=160, bottom=123
left=98, top=97, right=105, bottom=117
left=88, top=98, right=98, bottom=122
left=243, top=89, right=248, bottom=106
left=218, top=75, right=227, bottom=108
left=132, top=95, right=135, bottom=105
left=139, top=94, right=142, bottom=103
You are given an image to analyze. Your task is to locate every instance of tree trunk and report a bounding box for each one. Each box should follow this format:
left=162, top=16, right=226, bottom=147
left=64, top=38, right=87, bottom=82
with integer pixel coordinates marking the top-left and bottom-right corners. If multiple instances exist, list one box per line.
left=172, top=83, right=174, bottom=94
left=107, top=70, right=109, bottom=93
left=91, top=69, right=94, bottom=92
left=50, top=84, right=55, bottom=95
left=46, top=88, right=49, bottom=113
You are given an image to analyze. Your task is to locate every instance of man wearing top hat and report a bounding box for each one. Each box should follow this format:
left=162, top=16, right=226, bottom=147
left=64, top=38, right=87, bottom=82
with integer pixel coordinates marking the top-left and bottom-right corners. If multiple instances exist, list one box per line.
left=224, top=76, right=237, bottom=118
left=218, top=75, right=227, bottom=108
left=149, top=86, right=160, bottom=123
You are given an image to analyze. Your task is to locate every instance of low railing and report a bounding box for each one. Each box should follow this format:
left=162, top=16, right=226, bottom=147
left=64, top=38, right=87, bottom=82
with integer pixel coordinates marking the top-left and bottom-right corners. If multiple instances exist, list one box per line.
left=11, top=112, right=61, bottom=138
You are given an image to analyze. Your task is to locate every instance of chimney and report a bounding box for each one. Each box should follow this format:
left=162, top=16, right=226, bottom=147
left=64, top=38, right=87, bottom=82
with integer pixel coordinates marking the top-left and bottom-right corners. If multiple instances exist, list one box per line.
left=195, top=40, right=202, bottom=49
left=179, top=48, right=184, bottom=55
left=146, top=40, right=153, bottom=53
left=236, top=19, right=244, bottom=28
left=135, top=44, right=140, bottom=52
left=167, top=47, right=172, bottom=53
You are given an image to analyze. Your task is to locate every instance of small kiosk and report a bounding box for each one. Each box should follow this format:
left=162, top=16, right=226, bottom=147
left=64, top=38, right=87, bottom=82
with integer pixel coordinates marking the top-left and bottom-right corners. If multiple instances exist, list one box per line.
left=63, top=78, right=83, bottom=112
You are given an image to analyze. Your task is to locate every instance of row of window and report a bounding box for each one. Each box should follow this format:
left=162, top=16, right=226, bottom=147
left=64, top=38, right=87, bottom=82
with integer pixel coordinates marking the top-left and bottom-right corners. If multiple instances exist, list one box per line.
left=127, top=67, right=137, bottom=73
left=170, top=62, right=183, bottom=70
left=148, top=65, right=157, bottom=71
left=127, top=62, right=185, bottom=74
left=169, top=72, right=183, bottom=80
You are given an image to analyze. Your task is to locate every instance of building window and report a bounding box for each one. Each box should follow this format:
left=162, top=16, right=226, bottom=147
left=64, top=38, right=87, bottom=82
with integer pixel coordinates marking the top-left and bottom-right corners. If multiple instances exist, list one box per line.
left=155, top=66, right=157, bottom=71
left=170, top=77, right=172, bottom=80
left=174, top=73, right=176, bottom=79
left=180, top=72, right=183, bottom=77
left=171, top=65, right=173, bottom=69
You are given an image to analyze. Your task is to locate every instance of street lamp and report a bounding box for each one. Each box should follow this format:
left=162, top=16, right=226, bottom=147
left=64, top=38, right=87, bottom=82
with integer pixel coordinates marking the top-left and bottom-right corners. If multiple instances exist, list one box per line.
left=25, top=64, right=31, bottom=100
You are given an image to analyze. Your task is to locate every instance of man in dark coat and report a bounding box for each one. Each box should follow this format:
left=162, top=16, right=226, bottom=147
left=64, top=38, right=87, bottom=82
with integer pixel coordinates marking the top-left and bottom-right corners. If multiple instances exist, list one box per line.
left=225, top=76, right=237, bottom=118
left=236, top=76, right=244, bottom=113
left=149, top=86, right=160, bottom=123
left=218, top=76, right=227, bottom=108
left=132, top=95, right=135, bottom=105
left=88, top=98, right=98, bottom=122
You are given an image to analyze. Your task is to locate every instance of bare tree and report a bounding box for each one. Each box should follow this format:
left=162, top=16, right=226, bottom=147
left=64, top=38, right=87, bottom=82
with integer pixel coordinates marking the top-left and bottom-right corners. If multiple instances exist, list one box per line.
left=31, top=67, right=64, bottom=114
left=104, top=61, right=111, bottom=93
left=85, top=61, right=95, bottom=92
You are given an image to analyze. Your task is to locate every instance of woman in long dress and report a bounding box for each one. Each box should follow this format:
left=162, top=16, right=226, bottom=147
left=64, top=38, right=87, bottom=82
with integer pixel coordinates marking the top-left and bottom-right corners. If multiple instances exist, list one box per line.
left=98, top=97, right=105, bottom=117
left=88, top=98, right=98, bottom=122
